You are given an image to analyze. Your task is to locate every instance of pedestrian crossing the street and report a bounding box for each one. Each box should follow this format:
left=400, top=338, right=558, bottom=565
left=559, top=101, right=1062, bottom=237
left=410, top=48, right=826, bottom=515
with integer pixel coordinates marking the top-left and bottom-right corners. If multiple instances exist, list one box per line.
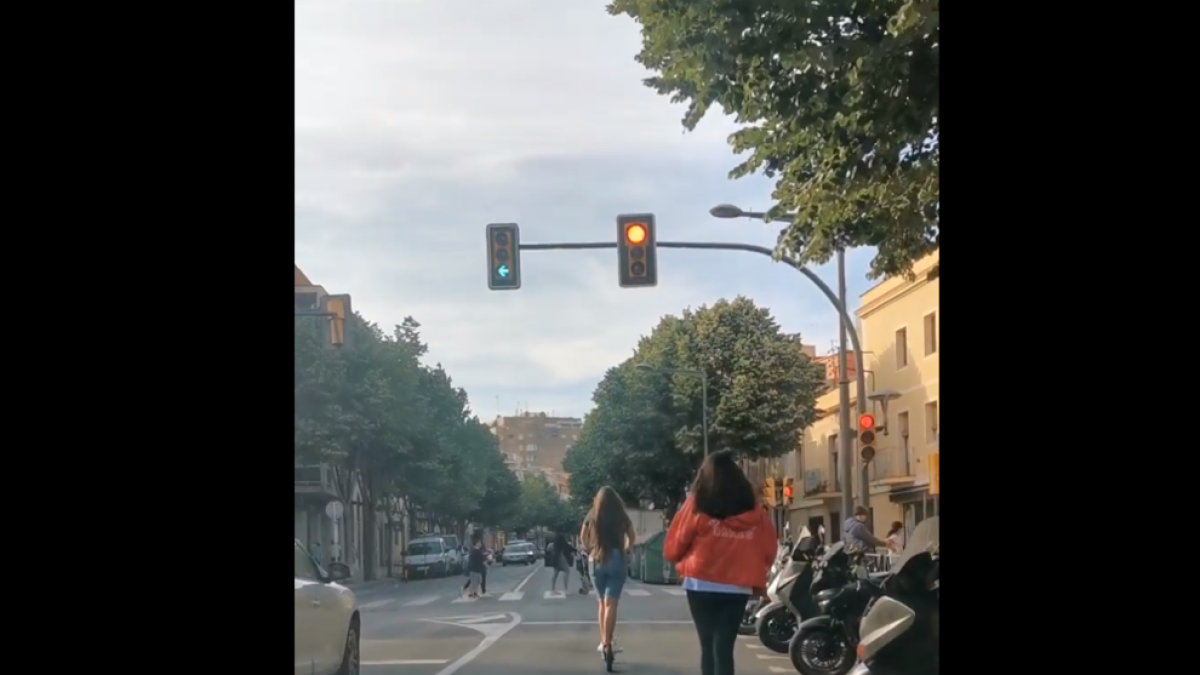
left=360, top=584, right=688, bottom=610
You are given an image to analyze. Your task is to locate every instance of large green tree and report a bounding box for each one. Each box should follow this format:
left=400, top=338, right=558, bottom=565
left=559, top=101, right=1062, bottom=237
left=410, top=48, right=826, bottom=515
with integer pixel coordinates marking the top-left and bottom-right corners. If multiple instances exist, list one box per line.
left=294, top=315, right=519, bottom=578
left=609, top=0, right=939, bottom=278
left=512, top=475, right=567, bottom=534
left=565, top=297, right=826, bottom=518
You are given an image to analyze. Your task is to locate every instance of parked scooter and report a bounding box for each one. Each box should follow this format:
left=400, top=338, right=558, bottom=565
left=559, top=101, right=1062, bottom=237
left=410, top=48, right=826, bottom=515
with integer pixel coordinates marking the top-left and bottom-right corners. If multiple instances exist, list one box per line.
left=788, top=547, right=883, bottom=675
left=754, top=525, right=824, bottom=653
left=741, top=538, right=793, bottom=635
left=848, top=517, right=939, bottom=675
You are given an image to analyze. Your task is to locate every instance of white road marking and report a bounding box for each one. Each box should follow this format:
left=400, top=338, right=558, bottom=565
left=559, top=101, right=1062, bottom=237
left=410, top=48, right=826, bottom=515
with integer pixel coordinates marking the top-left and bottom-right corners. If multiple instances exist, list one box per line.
left=498, top=591, right=524, bottom=601
left=745, top=643, right=764, bottom=648
left=756, top=653, right=789, bottom=659
left=451, top=595, right=478, bottom=603
left=625, top=589, right=651, bottom=596
left=457, top=613, right=509, bottom=624
left=363, top=660, right=450, bottom=665
left=404, top=596, right=439, bottom=606
left=521, top=620, right=693, bottom=625
left=769, top=668, right=792, bottom=673
left=662, top=588, right=687, bottom=596
left=544, top=590, right=566, bottom=600
left=512, top=562, right=543, bottom=594
left=360, top=599, right=395, bottom=610
left=423, top=612, right=522, bottom=675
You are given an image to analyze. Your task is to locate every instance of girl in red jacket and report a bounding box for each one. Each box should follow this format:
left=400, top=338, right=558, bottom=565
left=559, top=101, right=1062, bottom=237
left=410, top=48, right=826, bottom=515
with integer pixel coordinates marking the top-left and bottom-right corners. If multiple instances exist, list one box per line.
left=665, top=451, right=777, bottom=675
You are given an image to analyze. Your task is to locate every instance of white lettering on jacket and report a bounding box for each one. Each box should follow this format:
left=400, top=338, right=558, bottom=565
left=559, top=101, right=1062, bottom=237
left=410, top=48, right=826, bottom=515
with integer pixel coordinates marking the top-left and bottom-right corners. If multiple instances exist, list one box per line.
left=707, top=520, right=754, bottom=540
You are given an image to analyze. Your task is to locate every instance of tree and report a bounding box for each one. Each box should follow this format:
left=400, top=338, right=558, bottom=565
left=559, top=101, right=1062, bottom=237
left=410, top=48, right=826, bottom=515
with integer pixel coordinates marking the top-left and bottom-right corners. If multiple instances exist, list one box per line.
left=608, top=0, right=939, bottom=279
left=512, top=475, right=565, bottom=534
left=467, top=434, right=523, bottom=529
left=565, top=297, right=826, bottom=519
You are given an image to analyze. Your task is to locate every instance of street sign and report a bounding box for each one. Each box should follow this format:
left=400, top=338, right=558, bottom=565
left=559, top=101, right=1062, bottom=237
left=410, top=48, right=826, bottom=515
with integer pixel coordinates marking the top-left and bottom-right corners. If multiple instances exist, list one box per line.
left=325, top=501, right=344, bottom=519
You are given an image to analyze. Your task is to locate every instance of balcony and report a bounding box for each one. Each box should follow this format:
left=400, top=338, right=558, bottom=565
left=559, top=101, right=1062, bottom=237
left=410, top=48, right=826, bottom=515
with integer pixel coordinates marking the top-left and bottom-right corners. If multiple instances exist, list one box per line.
left=802, top=467, right=840, bottom=497
left=295, top=464, right=340, bottom=502
left=869, top=451, right=916, bottom=487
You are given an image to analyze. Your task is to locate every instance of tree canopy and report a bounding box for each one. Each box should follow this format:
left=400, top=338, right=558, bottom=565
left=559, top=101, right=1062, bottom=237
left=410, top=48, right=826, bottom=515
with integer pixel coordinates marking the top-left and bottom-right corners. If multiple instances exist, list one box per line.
left=510, top=475, right=583, bottom=536
left=608, top=0, right=939, bottom=279
left=564, top=296, right=826, bottom=519
left=294, top=313, right=521, bottom=576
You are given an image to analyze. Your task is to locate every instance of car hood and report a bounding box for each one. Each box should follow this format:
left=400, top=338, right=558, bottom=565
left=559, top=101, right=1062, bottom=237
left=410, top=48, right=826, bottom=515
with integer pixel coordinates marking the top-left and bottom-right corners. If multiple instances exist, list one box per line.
left=407, top=554, right=443, bottom=564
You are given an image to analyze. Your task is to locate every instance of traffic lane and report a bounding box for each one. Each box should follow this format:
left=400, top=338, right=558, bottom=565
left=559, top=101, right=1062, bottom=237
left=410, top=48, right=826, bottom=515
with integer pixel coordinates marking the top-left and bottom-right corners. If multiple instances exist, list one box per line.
left=361, top=617, right=486, bottom=673
left=455, top=622, right=711, bottom=675
left=356, top=563, right=538, bottom=607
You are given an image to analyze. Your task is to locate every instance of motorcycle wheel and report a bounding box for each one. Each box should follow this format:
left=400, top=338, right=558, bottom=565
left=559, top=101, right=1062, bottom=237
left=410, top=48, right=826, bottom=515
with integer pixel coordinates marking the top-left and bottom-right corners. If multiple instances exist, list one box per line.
left=754, top=606, right=797, bottom=654
left=789, top=624, right=855, bottom=675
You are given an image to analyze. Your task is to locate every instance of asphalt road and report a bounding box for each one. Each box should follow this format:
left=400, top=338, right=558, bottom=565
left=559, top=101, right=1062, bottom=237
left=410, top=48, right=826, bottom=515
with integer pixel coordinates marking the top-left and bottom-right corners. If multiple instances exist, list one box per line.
left=354, top=562, right=794, bottom=675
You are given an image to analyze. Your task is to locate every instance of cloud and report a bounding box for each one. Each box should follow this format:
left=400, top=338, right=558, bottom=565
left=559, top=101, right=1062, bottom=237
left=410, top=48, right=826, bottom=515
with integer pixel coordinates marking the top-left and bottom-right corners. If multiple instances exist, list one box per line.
left=295, top=0, right=876, bottom=419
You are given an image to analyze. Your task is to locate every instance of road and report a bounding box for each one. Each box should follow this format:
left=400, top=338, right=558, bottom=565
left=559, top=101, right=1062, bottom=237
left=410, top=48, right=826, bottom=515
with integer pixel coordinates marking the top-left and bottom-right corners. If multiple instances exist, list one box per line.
left=354, top=562, right=793, bottom=675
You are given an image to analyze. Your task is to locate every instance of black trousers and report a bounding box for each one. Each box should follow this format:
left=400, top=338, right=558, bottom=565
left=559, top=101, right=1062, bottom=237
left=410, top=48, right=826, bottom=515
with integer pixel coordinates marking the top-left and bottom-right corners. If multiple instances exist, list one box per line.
left=686, top=590, right=750, bottom=675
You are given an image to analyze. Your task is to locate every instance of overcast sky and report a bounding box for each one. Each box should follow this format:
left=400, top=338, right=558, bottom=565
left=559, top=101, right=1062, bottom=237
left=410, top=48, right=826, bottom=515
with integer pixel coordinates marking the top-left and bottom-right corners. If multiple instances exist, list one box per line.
left=295, top=0, right=876, bottom=420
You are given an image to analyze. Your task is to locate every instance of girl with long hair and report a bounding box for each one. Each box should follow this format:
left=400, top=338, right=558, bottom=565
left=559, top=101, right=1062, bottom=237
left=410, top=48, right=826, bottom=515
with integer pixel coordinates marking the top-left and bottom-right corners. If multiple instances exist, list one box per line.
left=665, top=451, right=776, bottom=675
left=579, top=486, right=638, bottom=660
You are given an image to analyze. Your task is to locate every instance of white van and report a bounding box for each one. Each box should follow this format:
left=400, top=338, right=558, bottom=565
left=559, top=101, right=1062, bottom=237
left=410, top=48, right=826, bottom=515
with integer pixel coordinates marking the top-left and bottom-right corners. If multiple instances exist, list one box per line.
left=439, top=534, right=464, bottom=573
left=405, top=537, right=453, bottom=578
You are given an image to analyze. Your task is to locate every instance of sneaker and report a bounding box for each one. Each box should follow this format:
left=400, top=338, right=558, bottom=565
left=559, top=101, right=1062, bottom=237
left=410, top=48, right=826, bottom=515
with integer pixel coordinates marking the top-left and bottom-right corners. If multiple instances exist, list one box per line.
left=597, top=644, right=623, bottom=654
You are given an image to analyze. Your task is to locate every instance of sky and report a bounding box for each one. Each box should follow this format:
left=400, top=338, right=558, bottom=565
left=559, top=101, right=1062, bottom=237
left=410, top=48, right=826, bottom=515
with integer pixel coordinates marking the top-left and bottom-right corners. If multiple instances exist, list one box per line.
left=294, top=0, right=876, bottom=420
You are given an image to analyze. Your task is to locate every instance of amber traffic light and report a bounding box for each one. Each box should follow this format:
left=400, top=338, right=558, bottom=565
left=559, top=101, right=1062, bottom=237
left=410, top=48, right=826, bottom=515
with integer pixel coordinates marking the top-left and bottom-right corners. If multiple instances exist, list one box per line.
left=762, top=477, right=777, bottom=508
left=486, top=223, right=522, bottom=290
left=782, top=477, right=794, bottom=506
left=858, top=413, right=877, bottom=461
left=617, top=213, right=658, bottom=287
left=322, top=294, right=351, bottom=347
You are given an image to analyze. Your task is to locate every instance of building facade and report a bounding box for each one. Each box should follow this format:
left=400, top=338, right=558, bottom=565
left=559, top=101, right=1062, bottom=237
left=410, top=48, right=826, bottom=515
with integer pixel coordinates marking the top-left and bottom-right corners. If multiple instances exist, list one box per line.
left=785, top=252, right=939, bottom=543
left=490, top=412, right=581, bottom=496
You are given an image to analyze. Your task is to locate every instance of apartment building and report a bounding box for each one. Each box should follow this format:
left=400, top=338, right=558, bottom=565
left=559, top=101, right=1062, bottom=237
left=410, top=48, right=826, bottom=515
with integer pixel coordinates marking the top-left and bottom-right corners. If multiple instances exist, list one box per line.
left=490, top=412, right=582, bottom=494
left=787, top=251, right=939, bottom=541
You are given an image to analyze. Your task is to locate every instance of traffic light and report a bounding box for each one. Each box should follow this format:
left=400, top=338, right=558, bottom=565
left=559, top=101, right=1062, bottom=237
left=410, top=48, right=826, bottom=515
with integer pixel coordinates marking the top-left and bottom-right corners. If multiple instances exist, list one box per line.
left=858, top=413, right=877, bottom=461
left=782, top=477, right=794, bottom=506
left=762, top=477, right=776, bottom=508
left=322, top=294, right=351, bottom=347
left=616, top=213, right=658, bottom=287
left=929, top=452, right=939, bottom=495
left=486, top=223, right=522, bottom=290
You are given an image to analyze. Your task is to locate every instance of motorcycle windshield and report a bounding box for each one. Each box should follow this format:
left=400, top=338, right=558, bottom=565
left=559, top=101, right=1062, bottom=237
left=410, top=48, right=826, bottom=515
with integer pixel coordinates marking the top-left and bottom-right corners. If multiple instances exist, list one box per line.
left=893, top=517, right=939, bottom=574
left=858, top=596, right=917, bottom=654
left=820, top=541, right=845, bottom=564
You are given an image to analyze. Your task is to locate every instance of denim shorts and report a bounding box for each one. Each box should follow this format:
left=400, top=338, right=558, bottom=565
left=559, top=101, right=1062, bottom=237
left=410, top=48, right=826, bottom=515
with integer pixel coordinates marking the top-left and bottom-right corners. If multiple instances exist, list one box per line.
left=592, top=550, right=626, bottom=599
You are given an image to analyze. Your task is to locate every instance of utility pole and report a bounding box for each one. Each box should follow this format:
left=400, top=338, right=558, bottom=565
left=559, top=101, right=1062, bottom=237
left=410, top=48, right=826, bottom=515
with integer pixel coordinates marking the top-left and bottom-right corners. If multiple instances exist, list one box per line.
left=837, top=248, right=855, bottom=526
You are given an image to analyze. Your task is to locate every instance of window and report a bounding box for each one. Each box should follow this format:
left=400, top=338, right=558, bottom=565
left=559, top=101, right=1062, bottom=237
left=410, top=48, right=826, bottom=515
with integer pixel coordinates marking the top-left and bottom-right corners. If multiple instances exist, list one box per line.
left=294, top=543, right=320, bottom=581
left=829, top=432, right=840, bottom=491
left=895, top=328, right=908, bottom=368
left=525, top=443, right=537, bottom=453
left=924, top=401, right=938, bottom=444
left=923, top=312, right=937, bottom=355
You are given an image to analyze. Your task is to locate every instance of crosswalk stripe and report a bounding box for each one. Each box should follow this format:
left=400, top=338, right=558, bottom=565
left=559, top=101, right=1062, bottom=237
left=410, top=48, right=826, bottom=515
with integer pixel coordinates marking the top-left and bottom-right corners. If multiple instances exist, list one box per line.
left=451, top=595, right=478, bottom=603
left=769, top=668, right=791, bottom=673
left=625, top=589, right=651, bottom=596
left=498, top=592, right=524, bottom=601
left=662, top=588, right=687, bottom=596
left=403, top=596, right=439, bottom=606
left=544, top=590, right=567, bottom=600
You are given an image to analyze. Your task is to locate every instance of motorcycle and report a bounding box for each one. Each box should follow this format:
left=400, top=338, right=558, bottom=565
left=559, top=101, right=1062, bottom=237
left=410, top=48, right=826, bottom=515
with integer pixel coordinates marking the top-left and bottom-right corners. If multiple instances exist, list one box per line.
left=788, top=548, right=883, bottom=675
left=741, top=539, right=793, bottom=635
left=849, top=517, right=939, bottom=675
left=755, top=525, right=830, bottom=653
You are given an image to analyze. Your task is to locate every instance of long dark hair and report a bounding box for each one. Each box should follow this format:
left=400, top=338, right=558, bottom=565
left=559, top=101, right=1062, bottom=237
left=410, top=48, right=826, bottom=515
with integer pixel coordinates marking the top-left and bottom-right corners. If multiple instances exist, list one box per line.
left=690, top=450, right=756, bottom=519
left=582, top=486, right=631, bottom=564
left=887, top=521, right=904, bottom=537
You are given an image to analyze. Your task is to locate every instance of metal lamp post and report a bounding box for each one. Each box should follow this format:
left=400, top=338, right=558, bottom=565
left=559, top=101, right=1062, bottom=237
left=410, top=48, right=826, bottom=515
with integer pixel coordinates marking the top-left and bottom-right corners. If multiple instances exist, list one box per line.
left=635, top=363, right=709, bottom=456
left=709, top=204, right=871, bottom=519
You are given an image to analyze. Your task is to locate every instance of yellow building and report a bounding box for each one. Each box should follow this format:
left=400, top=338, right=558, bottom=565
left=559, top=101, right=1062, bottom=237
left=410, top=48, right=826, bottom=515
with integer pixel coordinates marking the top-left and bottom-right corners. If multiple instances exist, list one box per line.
left=787, top=252, right=939, bottom=541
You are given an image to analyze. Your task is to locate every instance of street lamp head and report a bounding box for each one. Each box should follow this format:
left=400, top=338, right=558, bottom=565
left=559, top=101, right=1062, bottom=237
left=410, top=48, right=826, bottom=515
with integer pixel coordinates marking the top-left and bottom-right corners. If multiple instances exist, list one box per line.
left=867, top=389, right=902, bottom=403
left=709, top=204, right=746, bottom=219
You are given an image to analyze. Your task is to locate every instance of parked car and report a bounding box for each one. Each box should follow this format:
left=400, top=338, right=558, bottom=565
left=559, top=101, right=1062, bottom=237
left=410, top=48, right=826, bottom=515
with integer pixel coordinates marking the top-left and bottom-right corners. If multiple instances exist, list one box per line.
left=405, top=537, right=454, bottom=577
left=294, top=539, right=359, bottom=675
left=438, top=534, right=464, bottom=573
left=501, top=541, right=539, bottom=566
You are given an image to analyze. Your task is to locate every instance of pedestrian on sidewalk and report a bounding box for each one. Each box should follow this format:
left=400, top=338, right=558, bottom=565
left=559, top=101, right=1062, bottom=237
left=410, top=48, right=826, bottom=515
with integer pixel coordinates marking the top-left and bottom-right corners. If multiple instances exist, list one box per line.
left=665, top=450, right=777, bottom=675
left=842, top=506, right=891, bottom=551
left=309, top=540, right=323, bottom=566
